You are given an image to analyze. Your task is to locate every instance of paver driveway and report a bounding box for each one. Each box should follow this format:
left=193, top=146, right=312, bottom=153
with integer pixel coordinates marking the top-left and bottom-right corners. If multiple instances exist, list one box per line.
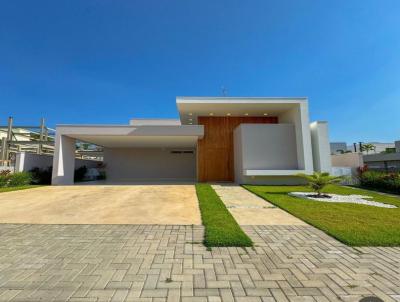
left=0, top=185, right=201, bottom=225
left=0, top=224, right=399, bottom=302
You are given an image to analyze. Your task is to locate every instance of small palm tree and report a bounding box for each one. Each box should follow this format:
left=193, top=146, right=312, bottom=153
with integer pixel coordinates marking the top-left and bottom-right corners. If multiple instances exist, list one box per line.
left=361, top=143, right=376, bottom=154
left=297, top=172, right=343, bottom=197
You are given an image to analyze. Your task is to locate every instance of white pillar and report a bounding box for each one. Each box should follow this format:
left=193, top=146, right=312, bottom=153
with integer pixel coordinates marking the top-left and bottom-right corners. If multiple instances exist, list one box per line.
left=15, top=152, right=26, bottom=172
left=310, top=121, right=331, bottom=173
left=51, top=134, right=76, bottom=185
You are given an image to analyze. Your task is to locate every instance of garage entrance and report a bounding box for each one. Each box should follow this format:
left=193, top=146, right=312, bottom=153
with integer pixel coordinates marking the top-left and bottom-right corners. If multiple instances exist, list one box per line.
left=104, top=148, right=196, bottom=182
left=51, top=125, right=204, bottom=185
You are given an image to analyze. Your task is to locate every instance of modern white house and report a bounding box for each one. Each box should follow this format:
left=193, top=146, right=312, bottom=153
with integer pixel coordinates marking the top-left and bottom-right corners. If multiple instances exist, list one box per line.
left=51, top=97, right=331, bottom=185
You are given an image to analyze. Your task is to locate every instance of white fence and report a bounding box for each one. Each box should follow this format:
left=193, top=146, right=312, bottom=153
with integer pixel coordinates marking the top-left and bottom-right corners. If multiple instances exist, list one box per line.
left=331, top=166, right=359, bottom=185
left=15, top=152, right=99, bottom=173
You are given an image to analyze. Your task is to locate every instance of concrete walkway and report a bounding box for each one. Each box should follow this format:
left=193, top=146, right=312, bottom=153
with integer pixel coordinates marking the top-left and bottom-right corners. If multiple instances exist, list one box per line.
left=0, top=185, right=201, bottom=225
left=212, top=184, right=306, bottom=225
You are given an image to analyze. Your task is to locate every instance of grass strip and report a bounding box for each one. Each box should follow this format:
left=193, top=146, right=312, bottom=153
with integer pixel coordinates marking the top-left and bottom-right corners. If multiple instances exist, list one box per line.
left=0, top=185, right=42, bottom=193
left=195, top=183, right=252, bottom=247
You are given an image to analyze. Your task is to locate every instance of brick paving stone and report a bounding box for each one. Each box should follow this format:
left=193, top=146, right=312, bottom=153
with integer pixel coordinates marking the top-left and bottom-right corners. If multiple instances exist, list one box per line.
left=0, top=224, right=399, bottom=302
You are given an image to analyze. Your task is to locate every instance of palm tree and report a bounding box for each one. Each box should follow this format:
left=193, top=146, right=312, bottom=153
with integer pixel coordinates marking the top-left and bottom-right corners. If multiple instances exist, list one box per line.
left=297, top=172, right=343, bottom=197
left=361, top=143, right=376, bottom=154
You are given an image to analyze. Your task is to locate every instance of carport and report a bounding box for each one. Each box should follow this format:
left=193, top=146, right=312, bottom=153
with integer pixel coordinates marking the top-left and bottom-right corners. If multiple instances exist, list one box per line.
left=51, top=124, right=204, bottom=185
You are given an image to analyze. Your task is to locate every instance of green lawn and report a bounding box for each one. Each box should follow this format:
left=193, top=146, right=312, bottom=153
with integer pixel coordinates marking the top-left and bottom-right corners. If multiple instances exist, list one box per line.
left=244, top=184, right=400, bottom=246
left=195, top=183, right=253, bottom=247
left=0, top=185, right=42, bottom=193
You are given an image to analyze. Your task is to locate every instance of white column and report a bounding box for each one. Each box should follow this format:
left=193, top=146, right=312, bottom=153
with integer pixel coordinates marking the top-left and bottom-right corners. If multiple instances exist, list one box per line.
left=299, top=102, right=314, bottom=173
left=310, top=121, right=331, bottom=173
left=51, top=134, right=76, bottom=185
left=15, top=152, right=26, bottom=172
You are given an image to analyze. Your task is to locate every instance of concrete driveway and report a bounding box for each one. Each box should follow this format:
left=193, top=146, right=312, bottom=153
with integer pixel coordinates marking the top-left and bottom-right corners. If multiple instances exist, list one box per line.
left=0, top=185, right=201, bottom=224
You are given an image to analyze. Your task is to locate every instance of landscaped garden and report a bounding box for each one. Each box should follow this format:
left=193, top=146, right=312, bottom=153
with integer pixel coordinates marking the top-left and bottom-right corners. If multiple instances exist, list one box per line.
left=244, top=183, right=400, bottom=246
left=196, top=183, right=253, bottom=247
left=357, top=169, right=400, bottom=195
left=0, top=164, right=97, bottom=191
left=0, top=170, right=39, bottom=192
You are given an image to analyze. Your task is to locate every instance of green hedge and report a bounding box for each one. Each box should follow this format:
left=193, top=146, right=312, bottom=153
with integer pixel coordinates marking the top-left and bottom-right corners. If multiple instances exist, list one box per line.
left=0, top=171, right=32, bottom=188
left=359, top=171, right=400, bottom=195
left=195, top=183, right=253, bottom=247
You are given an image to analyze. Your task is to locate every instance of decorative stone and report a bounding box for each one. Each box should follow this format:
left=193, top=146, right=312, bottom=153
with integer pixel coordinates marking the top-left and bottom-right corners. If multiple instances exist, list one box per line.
left=288, top=192, right=397, bottom=208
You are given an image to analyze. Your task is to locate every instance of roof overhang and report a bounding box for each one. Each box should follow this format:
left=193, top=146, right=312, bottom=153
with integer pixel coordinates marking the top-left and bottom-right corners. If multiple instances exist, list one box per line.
left=176, top=97, right=307, bottom=125
left=56, top=125, right=204, bottom=148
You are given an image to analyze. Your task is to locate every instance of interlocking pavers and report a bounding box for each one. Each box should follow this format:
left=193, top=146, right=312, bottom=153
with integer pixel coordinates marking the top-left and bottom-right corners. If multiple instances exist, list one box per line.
left=0, top=224, right=399, bottom=302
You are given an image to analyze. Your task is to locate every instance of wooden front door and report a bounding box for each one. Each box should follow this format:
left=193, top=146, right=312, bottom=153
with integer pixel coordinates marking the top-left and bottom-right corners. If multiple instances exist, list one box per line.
left=203, top=148, right=230, bottom=181
left=197, top=116, right=278, bottom=182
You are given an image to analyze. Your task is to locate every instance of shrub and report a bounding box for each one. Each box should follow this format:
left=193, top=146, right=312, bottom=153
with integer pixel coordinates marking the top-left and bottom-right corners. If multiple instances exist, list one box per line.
left=74, top=166, right=87, bottom=182
left=0, top=173, right=11, bottom=187
left=359, top=170, right=400, bottom=194
left=296, top=172, right=343, bottom=197
left=30, top=167, right=52, bottom=185
left=7, top=172, right=32, bottom=187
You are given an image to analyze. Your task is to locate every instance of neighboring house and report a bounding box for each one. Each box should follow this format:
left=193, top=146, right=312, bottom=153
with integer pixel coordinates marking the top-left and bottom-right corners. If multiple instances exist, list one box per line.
left=0, top=128, right=33, bottom=142
left=348, top=142, right=395, bottom=154
left=331, top=152, right=363, bottom=168
left=331, top=140, right=400, bottom=173
left=1, top=128, right=40, bottom=165
left=51, top=97, right=331, bottom=185
left=330, top=142, right=348, bottom=154
left=363, top=147, right=400, bottom=172
left=330, top=152, right=363, bottom=178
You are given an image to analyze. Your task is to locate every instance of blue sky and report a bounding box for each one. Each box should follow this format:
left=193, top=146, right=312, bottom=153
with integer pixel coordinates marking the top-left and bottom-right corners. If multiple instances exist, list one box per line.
left=0, top=0, right=399, bottom=143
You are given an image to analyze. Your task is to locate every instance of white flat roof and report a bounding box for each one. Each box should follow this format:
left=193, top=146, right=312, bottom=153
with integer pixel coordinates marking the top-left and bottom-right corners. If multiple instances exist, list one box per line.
left=56, top=125, right=204, bottom=148
left=129, top=119, right=181, bottom=126
left=176, top=96, right=307, bottom=103
left=176, top=97, right=307, bottom=125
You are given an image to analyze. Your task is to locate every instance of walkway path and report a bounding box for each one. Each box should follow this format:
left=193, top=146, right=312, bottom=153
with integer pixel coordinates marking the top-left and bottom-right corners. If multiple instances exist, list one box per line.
left=212, top=184, right=306, bottom=225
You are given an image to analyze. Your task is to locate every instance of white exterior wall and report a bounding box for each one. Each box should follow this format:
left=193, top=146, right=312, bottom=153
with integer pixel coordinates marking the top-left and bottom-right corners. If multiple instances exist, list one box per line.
left=237, top=124, right=298, bottom=170
left=103, top=148, right=196, bottom=182
left=16, top=152, right=98, bottom=173
left=310, top=121, right=331, bottom=173
left=278, top=102, right=313, bottom=173
left=236, top=176, right=307, bottom=185
left=234, top=124, right=306, bottom=185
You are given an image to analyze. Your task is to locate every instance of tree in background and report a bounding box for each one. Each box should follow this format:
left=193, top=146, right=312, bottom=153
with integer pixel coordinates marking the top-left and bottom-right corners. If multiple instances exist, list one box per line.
left=361, top=143, right=376, bottom=154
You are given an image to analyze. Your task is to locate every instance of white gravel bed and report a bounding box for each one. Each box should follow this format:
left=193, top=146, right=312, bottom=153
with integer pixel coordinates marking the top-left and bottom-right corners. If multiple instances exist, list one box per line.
left=289, top=192, right=397, bottom=208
